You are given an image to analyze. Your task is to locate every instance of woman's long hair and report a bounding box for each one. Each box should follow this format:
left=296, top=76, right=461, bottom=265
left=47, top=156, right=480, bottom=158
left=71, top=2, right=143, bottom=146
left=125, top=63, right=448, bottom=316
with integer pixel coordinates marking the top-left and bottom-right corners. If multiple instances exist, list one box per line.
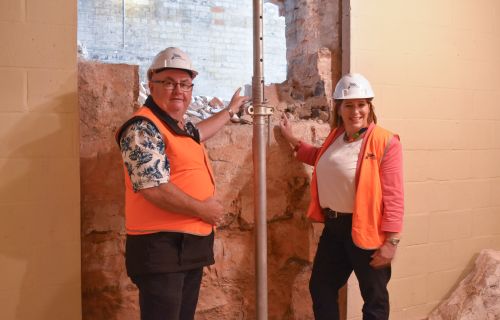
left=332, top=98, right=377, bottom=128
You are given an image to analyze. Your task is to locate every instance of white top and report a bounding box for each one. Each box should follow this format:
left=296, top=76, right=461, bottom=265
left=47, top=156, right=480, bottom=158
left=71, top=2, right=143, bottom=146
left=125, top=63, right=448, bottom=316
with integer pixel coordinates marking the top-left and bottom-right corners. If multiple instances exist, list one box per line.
left=316, top=134, right=363, bottom=213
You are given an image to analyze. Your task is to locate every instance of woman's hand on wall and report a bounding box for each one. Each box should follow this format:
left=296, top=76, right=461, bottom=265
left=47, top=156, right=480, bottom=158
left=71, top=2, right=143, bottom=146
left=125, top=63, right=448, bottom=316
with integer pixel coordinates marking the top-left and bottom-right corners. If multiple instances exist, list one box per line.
left=279, top=114, right=300, bottom=148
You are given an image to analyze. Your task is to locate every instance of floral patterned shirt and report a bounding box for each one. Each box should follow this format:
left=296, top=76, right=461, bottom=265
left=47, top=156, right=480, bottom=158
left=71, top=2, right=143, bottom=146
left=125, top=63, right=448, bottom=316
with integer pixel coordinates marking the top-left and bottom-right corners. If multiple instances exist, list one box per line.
left=119, top=118, right=198, bottom=192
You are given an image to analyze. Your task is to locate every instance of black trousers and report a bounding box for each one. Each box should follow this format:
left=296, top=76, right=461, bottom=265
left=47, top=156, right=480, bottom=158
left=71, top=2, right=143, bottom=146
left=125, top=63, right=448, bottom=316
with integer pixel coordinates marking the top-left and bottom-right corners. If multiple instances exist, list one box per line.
left=131, top=268, right=203, bottom=320
left=126, top=232, right=215, bottom=320
left=309, top=215, right=391, bottom=320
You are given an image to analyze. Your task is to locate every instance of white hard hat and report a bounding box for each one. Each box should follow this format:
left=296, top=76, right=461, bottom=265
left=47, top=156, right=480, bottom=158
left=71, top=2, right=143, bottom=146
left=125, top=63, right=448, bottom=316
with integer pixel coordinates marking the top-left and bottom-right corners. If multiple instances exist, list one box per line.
left=333, top=73, right=374, bottom=100
left=147, top=47, right=198, bottom=79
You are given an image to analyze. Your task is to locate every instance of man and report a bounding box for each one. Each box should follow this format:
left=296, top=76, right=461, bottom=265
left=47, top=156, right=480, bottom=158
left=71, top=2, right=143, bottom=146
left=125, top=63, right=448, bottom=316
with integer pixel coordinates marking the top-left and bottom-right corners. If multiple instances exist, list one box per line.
left=116, top=47, right=248, bottom=320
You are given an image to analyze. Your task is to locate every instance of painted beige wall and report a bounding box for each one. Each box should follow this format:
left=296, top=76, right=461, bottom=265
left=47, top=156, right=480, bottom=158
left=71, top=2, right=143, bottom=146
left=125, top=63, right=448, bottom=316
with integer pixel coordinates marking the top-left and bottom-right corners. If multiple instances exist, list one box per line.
left=0, top=1, right=81, bottom=319
left=346, top=1, right=500, bottom=319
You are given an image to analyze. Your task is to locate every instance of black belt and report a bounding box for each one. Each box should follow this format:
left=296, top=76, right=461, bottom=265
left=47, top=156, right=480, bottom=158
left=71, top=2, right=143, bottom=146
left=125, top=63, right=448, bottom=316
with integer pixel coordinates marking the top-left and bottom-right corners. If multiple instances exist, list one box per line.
left=322, top=208, right=352, bottom=219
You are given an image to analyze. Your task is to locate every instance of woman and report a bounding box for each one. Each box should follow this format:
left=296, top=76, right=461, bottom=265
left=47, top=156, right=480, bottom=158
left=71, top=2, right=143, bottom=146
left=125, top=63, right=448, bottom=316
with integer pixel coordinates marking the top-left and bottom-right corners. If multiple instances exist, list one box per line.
left=280, top=73, right=404, bottom=320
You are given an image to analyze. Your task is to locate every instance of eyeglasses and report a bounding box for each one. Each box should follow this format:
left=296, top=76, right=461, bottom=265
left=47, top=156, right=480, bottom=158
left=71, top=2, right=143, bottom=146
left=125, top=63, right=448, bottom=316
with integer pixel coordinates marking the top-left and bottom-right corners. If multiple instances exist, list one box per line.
left=150, top=80, right=194, bottom=92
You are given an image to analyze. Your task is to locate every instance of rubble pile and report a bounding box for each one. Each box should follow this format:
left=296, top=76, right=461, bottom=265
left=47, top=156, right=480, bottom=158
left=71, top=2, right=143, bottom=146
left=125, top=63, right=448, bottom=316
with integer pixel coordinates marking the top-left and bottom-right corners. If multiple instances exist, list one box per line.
left=428, top=249, right=500, bottom=320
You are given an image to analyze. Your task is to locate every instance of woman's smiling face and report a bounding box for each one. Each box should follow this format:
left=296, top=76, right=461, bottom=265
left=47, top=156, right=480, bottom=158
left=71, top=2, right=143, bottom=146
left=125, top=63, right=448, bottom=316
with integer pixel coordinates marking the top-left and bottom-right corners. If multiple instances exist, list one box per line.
left=339, top=98, right=370, bottom=135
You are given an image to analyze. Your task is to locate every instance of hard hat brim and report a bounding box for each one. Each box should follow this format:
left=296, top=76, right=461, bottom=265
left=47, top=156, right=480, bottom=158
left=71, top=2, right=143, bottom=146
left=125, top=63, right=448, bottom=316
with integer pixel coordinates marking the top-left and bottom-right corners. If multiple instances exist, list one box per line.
left=148, top=67, right=198, bottom=80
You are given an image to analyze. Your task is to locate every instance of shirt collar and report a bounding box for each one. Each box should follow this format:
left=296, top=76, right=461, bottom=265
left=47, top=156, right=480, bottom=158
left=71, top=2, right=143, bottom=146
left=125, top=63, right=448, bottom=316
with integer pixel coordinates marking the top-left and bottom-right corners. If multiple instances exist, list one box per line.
left=144, top=95, right=200, bottom=143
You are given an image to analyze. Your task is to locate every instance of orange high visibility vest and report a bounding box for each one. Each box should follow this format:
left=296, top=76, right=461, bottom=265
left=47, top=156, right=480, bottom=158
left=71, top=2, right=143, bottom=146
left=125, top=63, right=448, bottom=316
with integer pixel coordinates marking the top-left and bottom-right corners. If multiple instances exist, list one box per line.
left=118, top=107, right=215, bottom=236
left=306, top=124, right=396, bottom=249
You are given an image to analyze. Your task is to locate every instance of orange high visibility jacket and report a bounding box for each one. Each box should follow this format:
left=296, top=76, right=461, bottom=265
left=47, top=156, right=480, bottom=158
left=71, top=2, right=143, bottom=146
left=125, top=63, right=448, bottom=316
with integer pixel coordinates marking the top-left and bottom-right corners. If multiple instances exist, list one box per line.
left=302, top=124, right=399, bottom=249
left=117, top=106, right=215, bottom=236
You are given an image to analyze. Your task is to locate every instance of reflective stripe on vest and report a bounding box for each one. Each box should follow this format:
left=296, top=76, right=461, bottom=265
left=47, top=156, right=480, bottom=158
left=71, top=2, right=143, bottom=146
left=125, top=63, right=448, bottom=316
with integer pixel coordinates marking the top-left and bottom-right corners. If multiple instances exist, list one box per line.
left=119, top=107, right=215, bottom=236
left=306, top=124, right=396, bottom=249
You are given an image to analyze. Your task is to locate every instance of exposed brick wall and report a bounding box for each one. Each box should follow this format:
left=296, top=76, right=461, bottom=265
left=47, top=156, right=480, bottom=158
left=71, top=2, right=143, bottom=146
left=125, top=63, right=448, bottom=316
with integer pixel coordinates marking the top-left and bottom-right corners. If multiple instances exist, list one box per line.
left=77, top=0, right=287, bottom=100
left=79, top=61, right=140, bottom=320
left=283, top=0, right=342, bottom=119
